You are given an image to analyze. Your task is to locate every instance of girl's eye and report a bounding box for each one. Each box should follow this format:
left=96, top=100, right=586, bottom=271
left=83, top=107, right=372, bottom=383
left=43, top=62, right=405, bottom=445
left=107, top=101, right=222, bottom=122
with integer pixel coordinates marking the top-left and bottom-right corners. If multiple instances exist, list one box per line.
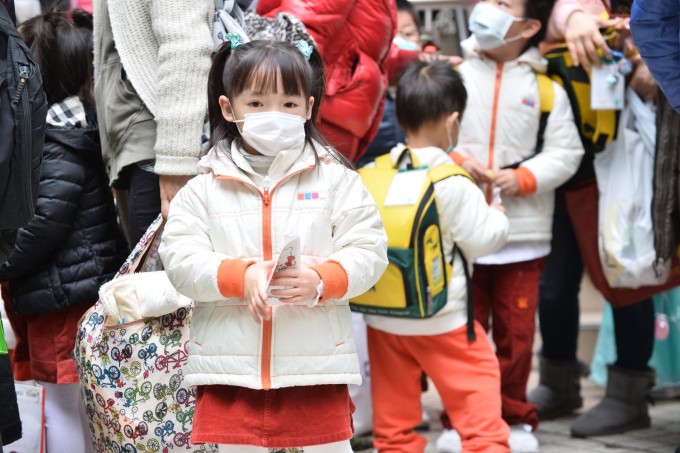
left=284, top=102, right=297, bottom=108
left=247, top=101, right=263, bottom=108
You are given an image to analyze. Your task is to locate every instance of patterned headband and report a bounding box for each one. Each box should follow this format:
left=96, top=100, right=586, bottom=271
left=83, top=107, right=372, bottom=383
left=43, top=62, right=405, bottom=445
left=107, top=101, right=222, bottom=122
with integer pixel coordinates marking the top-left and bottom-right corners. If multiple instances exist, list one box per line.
left=226, top=32, right=313, bottom=61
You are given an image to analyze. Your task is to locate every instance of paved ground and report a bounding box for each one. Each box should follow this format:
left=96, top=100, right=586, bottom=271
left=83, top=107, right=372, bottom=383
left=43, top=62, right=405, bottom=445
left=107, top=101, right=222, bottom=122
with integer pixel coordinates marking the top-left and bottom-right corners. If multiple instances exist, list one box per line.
left=355, top=371, right=680, bottom=452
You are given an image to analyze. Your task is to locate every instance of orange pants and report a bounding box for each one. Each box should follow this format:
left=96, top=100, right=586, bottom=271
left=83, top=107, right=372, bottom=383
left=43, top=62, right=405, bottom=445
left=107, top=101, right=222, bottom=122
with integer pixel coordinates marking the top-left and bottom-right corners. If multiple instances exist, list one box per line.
left=367, top=323, right=510, bottom=453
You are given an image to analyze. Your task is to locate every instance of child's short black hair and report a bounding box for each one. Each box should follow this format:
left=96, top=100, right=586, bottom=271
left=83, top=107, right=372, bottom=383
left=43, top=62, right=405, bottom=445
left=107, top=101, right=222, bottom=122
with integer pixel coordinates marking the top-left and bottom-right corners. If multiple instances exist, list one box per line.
left=20, top=7, right=92, bottom=105
left=524, top=0, right=556, bottom=49
left=396, top=60, right=466, bottom=133
left=396, top=0, right=420, bottom=30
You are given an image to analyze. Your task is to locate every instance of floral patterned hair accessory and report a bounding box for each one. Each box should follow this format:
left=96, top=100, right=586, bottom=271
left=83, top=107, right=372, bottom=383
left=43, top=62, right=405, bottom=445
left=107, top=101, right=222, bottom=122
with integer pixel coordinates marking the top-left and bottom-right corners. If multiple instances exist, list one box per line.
left=226, top=33, right=243, bottom=50
left=296, top=41, right=313, bottom=61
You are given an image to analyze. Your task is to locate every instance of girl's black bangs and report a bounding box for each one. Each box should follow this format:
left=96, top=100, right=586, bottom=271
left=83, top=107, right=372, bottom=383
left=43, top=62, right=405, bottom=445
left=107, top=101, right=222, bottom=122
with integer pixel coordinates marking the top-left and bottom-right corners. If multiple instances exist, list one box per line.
left=228, top=45, right=311, bottom=98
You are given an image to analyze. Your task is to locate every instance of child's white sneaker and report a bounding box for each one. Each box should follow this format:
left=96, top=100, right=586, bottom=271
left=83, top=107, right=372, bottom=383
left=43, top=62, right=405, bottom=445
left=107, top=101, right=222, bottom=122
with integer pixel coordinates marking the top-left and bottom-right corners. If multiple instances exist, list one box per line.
left=435, top=429, right=462, bottom=453
left=508, top=424, right=539, bottom=453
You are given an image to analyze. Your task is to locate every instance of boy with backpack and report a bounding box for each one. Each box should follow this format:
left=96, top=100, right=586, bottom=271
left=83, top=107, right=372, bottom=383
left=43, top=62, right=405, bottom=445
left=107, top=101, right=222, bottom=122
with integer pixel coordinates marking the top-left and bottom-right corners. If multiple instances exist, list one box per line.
left=447, top=0, right=584, bottom=450
left=361, top=60, right=511, bottom=453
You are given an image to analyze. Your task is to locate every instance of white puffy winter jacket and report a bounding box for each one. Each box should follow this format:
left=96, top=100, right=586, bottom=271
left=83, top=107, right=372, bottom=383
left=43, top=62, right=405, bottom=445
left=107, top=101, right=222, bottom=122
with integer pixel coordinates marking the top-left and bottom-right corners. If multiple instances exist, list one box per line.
left=159, top=141, right=388, bottom=390
left=454, top=37, right=584, bottom=243
left=363, top=145, right=509, bottom=336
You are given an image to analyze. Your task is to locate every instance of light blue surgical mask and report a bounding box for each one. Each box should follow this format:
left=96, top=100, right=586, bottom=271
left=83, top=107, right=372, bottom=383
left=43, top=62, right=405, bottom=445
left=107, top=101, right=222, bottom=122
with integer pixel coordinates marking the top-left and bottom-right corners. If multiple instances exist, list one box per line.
left=468, top=2, right=524, bottom=51
left=393, top=36, right=420, bottom=51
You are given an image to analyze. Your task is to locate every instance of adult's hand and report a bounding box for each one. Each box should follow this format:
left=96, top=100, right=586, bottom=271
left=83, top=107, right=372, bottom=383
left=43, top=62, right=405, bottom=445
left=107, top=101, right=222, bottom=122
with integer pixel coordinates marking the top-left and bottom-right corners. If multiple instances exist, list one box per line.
left=421, top=53, right=463, bottom=66
left=565, top=11, right=618, bottom=72
left=629, top=59, right=657, bottom=101
left=159, top=174, right=194, bottom=219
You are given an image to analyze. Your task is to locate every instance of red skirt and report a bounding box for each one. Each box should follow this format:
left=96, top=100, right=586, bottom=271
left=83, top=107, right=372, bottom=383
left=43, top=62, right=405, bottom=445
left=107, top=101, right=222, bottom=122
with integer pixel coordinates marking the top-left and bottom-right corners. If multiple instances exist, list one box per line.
left=190, top=384, right=355, bottom=448
left=2, top=283, right=92, bottom=383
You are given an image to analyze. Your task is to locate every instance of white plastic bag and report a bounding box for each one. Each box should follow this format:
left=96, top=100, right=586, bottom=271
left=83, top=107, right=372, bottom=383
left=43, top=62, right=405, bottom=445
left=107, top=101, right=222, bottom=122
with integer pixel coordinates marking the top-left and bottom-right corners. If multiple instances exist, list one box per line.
left=349, top=312, right=372, bottom=436
left=11, top=381, right=45, bottom=453
left=594, top=87, right=669, bottom=288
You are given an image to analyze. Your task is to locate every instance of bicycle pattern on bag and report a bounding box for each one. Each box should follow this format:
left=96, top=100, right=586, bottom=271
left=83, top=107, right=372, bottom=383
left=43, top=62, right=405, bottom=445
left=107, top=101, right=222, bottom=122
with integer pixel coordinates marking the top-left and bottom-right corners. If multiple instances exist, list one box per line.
left=74, top=216, right=217, bottom=453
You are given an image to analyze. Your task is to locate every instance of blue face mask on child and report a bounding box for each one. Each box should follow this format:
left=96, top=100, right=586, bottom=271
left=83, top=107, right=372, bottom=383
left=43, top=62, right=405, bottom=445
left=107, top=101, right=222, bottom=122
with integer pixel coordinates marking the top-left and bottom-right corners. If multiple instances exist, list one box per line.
left=468, top=2, right=524, bottom=51
left=393, top=36, right=420, bottom=52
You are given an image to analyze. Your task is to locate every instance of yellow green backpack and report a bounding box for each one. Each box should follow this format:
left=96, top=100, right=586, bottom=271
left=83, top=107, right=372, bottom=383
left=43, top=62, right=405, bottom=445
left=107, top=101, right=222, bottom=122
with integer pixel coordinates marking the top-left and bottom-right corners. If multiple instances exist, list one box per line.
left=543, top=45, right=618, bottom=153
left=502, top=66, right=617, bottom=173
left=351, top=148, right=477, bottom=338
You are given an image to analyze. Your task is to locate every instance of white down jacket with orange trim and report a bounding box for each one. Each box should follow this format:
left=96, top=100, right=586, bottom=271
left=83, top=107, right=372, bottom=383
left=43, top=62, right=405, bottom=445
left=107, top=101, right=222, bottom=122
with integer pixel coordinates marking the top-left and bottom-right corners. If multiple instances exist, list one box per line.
left=159, top=141, right=388, bottom=390
left=454, top=37, right=584, bottom=243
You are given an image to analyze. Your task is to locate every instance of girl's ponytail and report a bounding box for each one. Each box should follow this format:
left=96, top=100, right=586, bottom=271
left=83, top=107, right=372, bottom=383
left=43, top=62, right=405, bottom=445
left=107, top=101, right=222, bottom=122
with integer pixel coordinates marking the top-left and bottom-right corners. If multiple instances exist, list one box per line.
left=207, top=43, right=234, bottom=150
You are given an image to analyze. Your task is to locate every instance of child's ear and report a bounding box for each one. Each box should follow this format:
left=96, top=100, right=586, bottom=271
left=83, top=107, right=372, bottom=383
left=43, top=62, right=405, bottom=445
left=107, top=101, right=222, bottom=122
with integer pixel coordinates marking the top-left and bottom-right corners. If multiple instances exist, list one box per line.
left=219, top=95, right=234, bottom=122
left=446, top=111, right=460, bottom=145
left=521, top=19, right=542, bottom=40
left=306, top=96, right=315, bottom=121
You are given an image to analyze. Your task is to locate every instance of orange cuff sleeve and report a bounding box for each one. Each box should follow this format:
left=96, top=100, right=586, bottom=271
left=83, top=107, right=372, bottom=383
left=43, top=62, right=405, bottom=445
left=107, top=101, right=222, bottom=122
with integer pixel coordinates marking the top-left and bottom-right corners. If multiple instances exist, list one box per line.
left=448, top=150, right=470, bottom=166
left=514, top=166, right=537, bottom=196
left=217, top=259, right=256, bottom=298
left=310, top=261, right=349, bottom=303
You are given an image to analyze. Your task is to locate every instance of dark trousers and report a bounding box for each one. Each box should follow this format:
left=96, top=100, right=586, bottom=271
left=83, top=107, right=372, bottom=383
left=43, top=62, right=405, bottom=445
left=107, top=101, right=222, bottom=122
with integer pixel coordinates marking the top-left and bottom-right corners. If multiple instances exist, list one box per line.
left=115, top=164, right=161, bottom=248
left=474, top=257, right=547, bottom=429
left=538, top=189, right=655, bottom=371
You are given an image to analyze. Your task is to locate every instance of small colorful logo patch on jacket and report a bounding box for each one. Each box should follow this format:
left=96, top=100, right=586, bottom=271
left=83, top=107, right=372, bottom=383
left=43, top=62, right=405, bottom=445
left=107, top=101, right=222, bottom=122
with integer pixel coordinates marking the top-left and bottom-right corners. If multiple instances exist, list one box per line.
left=522, top=98, right=536, bottom=108
left=296, top=192, right=326, bottom=200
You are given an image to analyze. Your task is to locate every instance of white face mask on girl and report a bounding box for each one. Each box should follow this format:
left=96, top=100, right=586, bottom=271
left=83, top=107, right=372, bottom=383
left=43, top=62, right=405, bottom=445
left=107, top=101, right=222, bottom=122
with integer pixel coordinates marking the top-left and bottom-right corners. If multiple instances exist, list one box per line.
left=468, top=2, right=524, bottom=51
left=233, top=111, right=307, bottom=157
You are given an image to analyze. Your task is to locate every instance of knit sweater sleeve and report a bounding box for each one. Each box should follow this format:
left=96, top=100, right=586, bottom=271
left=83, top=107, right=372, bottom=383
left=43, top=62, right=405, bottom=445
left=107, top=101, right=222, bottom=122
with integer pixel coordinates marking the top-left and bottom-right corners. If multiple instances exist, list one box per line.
left=149, top=0, right=213, bottom=176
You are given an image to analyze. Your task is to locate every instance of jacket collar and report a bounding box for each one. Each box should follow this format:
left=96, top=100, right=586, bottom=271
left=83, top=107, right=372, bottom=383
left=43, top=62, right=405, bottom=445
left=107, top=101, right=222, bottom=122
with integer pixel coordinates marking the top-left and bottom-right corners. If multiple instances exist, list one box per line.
left=199, top=140, right=318, bottom=186
left=461, top=35, right=548, bottom=73
left=389, top=144, right=456, bottom=169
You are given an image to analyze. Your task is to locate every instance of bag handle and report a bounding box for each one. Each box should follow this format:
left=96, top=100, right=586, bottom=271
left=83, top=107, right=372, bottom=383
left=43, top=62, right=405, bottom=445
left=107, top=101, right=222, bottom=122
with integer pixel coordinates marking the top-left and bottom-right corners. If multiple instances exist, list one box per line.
left=129, top=220, right=165, bottom=274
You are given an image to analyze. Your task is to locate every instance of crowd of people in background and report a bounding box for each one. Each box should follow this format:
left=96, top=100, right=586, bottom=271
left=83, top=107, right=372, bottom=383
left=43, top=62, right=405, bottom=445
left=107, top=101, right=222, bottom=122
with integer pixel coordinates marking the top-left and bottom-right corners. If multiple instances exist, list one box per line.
left=0, top=0, right=678, bottom=451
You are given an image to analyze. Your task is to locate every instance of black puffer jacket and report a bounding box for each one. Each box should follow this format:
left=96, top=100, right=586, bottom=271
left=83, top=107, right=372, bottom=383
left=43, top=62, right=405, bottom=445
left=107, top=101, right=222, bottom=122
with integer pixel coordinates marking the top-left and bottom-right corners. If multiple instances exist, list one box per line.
left=0, top=107, right=128, bottom=315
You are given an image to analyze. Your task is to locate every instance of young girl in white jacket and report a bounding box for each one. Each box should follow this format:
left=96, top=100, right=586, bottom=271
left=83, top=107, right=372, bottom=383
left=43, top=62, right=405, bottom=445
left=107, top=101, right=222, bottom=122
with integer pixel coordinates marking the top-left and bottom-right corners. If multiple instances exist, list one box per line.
left=159, top=39, right=388, bottom=452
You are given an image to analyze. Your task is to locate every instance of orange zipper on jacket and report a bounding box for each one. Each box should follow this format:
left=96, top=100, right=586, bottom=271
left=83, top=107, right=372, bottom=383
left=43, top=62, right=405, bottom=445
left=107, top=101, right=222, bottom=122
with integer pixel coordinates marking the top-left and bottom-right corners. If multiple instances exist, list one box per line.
left=487, top=62, right=503, bottom=203
left=216, top=165, right=314, bottom=390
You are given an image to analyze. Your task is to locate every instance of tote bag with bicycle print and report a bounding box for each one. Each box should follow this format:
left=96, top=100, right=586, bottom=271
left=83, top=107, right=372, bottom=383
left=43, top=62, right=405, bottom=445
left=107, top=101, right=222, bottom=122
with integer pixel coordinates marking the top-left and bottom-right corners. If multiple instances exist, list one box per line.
left=74, top=215, right=214, bottom=453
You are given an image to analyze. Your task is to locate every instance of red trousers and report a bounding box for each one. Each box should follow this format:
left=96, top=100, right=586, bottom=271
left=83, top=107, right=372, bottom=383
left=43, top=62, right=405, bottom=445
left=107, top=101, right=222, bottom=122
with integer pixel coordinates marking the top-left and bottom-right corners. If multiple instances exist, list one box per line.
left=473, top=258, right=546, bottom=429
left=367, top=323, right=510, bottom=453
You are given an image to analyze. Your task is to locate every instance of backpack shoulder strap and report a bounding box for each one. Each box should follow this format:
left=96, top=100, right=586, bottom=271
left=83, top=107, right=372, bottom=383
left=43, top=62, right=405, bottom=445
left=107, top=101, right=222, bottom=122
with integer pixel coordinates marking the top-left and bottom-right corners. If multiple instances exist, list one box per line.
left=374, top=153, right=395, bottom=170
left=428, top=164, right=474, bottom=184
left=535, top=73, right=553, bottom=155
left=374, top=146, right=423, bottom=170
left=499, top=74, right=553, bottom=170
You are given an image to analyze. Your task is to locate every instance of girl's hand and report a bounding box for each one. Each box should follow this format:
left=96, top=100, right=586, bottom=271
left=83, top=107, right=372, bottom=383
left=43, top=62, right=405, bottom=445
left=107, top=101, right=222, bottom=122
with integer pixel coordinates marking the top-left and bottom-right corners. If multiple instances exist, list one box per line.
left=493, top=169, right=519, bottom=197
left=565, top=11, right=618, bottom=73
left=491, top=204, right=507, bottom=214
left=244, top=260, right=275, bottom=324
left=461, top=159, right=492, bottom=184
left=269, top=267, right=321, bottom=305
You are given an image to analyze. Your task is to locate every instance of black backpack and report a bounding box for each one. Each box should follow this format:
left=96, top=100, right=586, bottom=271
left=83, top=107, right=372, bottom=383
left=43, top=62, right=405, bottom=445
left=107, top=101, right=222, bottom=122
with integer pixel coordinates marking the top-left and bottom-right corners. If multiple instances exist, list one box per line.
left=0, top=0, right=47, bottom=260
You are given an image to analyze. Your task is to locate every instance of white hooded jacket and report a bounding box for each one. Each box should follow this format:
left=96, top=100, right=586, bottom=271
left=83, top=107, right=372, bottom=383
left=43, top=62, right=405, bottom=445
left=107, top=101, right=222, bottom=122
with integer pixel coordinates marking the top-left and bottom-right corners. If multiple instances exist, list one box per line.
left=454, top=37, right=584, bottom=243
left=159, top=141, right=388, bottom=390
left=363, top=145, right=509, bottom=336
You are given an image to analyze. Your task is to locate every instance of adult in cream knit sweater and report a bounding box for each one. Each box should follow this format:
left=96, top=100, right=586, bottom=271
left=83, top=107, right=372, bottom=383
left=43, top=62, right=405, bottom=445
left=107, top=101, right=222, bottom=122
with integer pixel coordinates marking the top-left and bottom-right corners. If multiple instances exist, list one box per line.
left=93, top=0, right=213, bottom=245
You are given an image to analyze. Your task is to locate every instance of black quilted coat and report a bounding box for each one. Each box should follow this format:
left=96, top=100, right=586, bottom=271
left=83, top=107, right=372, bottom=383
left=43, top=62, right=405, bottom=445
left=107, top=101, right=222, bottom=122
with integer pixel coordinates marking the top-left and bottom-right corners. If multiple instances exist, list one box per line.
left=0, top=107, right=127, bottom=315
